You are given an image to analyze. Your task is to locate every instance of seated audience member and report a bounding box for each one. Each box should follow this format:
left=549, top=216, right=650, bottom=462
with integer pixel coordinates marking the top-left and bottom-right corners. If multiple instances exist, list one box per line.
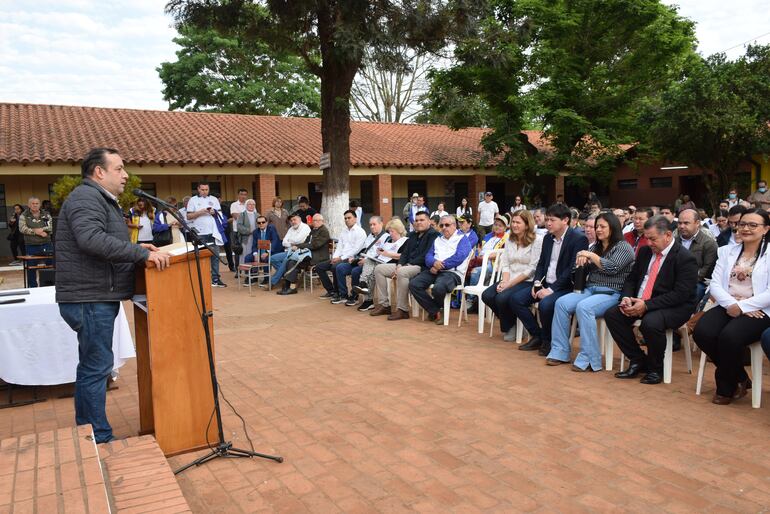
left=465, top=216, right=509, bottom=311
left=458, top=215, right=479, bottom=248
left=569, top=208, right=581, bottom=230
left=605, top=216, right=698, bottom=384
left=513, top=204, right=589, bottom=356
left=584, top=214, right=597, bottom=246
left=269, top=212, right=311, bottom=287
left=481, top=210, right=543, bottom=341
left=244, top=214, right=282, bottom=266
left=352, top=218, right=407, bottom=311
left=317, top=209, right=367, bottom=302
left=345, top=216, right=389, bottom=306
left=533, top=208, right=548, bottom=236
left=371, top=211, right=438, bottom=319
left=624, top=207, right=653, bottom=256
left=675, top=209, right=718, bottom=301
left=295, top=196, right=317, bottom=224
left=277, top=214, right=331, bottom=295
left=546, top=212, right=635, bottom=370
left=660, top=206, right=678, bottom=230
left=693, top=208, right=770, bottom=404
left=710, top=209, right=728, bottom=238
left=716, top=204, right=747, bottom=247
left=430, top=202, right=449, bottom=219
left=409, top=215, right=473, bottom=323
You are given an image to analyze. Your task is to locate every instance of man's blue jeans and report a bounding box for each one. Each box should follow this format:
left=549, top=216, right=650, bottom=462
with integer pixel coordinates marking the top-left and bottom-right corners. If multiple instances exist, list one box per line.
left=197, top=234, right=220, bottom=282
left=547, top=287, right=621, bottom=370
left=25, top=242, right=53, bottom=287
left=270, top=252, right=288, bottom=285
left=58, top=302, right=120, bottom=443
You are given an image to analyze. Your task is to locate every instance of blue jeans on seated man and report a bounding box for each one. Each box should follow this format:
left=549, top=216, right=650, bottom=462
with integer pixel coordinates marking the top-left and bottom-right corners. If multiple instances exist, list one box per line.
left=334, top=261, right=360, bottom=299
left=24, top=242, right=53, bottom=287
left=58, top=302, right=120, bottom=443
left=197, top=234, right=220, bottom=282
left=509, top=283, right=571, bottom=344
left=269, top=251, right=288, bottom=285
left=547, top=286, right=621, bottom=370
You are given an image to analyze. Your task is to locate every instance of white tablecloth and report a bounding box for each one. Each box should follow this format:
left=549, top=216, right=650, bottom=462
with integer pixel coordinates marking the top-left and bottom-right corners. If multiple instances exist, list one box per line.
left=0, top=287, right=135, bottom=386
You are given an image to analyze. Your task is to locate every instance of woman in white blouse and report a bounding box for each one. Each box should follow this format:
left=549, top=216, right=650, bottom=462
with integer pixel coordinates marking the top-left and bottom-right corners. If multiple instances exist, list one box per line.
left=482, top=210, right=544, bottom=341
left=693, top=208, right=770, bottom=405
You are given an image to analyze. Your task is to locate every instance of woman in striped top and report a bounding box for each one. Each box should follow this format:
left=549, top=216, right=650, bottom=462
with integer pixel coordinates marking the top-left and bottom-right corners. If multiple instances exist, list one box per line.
left=546, top=212, right=635, bottom=371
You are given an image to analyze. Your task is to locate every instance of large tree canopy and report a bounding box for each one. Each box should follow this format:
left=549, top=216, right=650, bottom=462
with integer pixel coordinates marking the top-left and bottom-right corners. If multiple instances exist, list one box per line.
left=422, top=0, right=697, bottom=189
left=166, top=0, right=472, bottom=234
left=640, top=45, right=770, bottom=208
left=158, top=22, right=320, bottom=116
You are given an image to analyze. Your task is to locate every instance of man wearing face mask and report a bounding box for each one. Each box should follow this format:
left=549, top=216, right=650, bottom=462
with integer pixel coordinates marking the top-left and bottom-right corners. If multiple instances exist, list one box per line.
left=748, top=180, right=770, bottom=210
left=726, top=188, right=742, bottom=209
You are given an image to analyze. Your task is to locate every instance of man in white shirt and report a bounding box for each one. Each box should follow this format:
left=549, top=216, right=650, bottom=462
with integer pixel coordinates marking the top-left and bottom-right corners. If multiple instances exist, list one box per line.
left=269, top=212, right=311, bottom=287
left=229, top=188, right=250, bottom=226
left=317, top=209, right=367, bottom=302
left=186, top=183, right=226, bottom=287
left=477, top=192, right=499, bottom=235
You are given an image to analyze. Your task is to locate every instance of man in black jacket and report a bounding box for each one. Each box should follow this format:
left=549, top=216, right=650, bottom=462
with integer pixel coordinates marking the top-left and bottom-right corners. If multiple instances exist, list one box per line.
left=514, top=204, right=588, bottom=356
left=56, top=148, right=170, bottom=443
left=370, top=211, right=438, bottom=320
left=605, top=216, right=698, bottom=385
left=277, top=213, right=331, bottom=295
left=716, top=204, right=747, bottom=247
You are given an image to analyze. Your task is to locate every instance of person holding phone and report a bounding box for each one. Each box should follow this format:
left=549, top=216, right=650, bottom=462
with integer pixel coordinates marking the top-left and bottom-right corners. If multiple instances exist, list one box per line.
left=186, top=182, right=226, bottom=287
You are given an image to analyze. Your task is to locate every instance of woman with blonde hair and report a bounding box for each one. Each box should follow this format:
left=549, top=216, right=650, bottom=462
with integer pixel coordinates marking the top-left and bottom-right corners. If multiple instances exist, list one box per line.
left=482, top=210, right=544, bottom=341
left=352, top=217, right=408, bottom=311
left=266, top=196, right=290, bottom=239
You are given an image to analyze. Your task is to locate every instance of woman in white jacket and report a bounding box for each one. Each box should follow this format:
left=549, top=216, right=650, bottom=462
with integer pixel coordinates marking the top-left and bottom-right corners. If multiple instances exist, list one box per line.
left=693, top=208, right=770, bottom=405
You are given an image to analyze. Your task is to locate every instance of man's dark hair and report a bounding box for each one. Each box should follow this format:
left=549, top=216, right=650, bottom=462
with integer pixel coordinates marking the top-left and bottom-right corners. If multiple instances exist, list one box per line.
left=728, top=204, right=748, bottom=217
left=638, top=207, right=654, bottom=219
left=81, top=147, right=119, bottom=178
left=197, top=181, right=210, bottom=187
left=414, top=210, right=431, bottom=219
left=546, top=203, right=572, bottom=221
left=344, top=209, right=357, bottom=218
left=644, top=215, right=672, bottom=233
left=717, top=209, right=729, bottom=218
left=298, top=196, right=309, bottom=205
left=288, top=211, right=301, bottom=219
left=238, top=188, right=248, bottom=194
left=349, top=200, right=359, bottom=208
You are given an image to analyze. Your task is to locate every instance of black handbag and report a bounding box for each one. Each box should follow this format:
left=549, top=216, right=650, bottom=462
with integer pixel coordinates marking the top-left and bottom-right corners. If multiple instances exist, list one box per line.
left=152, top=229, right=173, bottom=247
left=231, top=231, right=243, bottom=255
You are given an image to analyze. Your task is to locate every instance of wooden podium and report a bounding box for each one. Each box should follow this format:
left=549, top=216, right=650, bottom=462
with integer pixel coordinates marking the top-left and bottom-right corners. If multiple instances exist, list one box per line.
left=133, top=250, right=218, bottom=456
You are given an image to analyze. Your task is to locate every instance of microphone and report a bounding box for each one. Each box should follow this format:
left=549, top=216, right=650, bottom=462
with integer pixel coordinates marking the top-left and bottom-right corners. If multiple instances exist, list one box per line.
left=132, top=188, right=175, bottom=211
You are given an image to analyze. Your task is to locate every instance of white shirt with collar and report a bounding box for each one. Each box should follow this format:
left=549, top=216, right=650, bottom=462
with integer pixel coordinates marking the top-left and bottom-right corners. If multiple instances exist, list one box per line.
left=333, top=224, right=367, bottom=260
left=679, top=234, right=694, bottom=250
left=636, top=238, right=676, bottom=297
left=186, top=195, right=221, bottom=236
left=230, top=200, right=248, bottom=227
left=546, top=227, right=569, bottom=285
left=362, top=231, right=389, bottom=259
left=282, top=222, right=311, bottom=249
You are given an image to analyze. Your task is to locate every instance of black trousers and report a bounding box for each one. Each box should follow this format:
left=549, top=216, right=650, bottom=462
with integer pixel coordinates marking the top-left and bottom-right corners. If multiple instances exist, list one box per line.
left=316, top=260, right=340, bottom=294
left=604, top=305, right=690, bottom=374
left=692, top=306, right=770, bottom=397
left=481, top=281, right=532, bottom=332
left=409, top=270, right=461, bottom=316
left=284, top=256, right=313, bottom=284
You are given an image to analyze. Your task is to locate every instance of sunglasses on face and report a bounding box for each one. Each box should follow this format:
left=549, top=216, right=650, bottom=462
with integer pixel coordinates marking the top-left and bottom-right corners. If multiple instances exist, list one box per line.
left=439, top=223, right=454, bottom=228
left=257, top=221, right=266, bottom=225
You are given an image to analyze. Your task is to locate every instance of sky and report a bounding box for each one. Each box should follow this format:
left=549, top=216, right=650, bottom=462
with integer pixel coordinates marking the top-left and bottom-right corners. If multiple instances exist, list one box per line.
left=1, top=0, right=769, bottom=111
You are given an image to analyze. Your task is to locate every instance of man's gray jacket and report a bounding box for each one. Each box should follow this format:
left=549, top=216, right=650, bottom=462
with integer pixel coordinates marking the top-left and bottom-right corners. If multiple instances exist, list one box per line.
left=55, top=179, right=149, bottom=303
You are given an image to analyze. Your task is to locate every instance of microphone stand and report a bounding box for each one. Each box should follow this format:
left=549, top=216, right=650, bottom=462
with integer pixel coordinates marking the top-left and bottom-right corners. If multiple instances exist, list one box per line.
left=135, top=191, right=283, bottom=474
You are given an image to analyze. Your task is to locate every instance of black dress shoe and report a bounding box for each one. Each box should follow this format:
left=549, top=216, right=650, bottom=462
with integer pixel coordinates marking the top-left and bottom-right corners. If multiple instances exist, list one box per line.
left=276, top=287, right=297, bottom=295
left=639, top=371, right=663, bottom=384
left=538, top=342, right=551, bottom=357
left=614, top=362, right=646, bottom=379
left=519, top=337, right=542, bottom=351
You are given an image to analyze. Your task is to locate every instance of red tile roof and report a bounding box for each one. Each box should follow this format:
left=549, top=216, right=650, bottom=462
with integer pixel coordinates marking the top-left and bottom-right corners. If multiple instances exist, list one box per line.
left=0, top=103, right=496, bottom=169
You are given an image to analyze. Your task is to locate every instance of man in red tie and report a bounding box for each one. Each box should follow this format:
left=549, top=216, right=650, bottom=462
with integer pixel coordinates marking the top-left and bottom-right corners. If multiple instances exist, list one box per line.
left=604, top=216, right=699, bottom=384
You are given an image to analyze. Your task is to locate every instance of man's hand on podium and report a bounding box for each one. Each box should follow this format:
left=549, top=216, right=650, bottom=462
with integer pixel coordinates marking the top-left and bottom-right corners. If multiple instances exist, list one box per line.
left=141, top=243, right=171, bottom=270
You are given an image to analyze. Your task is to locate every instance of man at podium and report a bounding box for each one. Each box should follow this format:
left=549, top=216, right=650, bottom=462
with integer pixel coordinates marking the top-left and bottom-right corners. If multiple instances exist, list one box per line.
left=55, top=147, right=171, bottom=444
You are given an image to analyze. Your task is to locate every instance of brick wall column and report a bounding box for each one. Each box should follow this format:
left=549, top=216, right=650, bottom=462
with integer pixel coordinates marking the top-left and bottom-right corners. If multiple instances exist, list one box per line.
left=255, top=173, right=276, bottom=215
left=555, top=174, right=565, bottom=203
left=469, top=174, right=486, bottom=224
left=373, top=173, right=392, bottom=218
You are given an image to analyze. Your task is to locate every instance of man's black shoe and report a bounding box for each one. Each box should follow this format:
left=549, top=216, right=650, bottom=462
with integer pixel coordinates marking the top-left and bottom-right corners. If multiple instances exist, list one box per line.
left=538, top=341, right=551, bottom=357
left=212, top=279, right=227, bottom=288
left=358, top=300, right=374, bottom=311
left=614, top=362, right=646, bottom=379
left=319, top=292, right=334, bottom=299
left=519, top=337, right=542, bottom=351
left=640, top=371, right=663, bottom=384
left=345, top=296, right=359, bottom=306
left=330, top=296, right=346, bottom=304
left=277, top=287, right=297, bottom=295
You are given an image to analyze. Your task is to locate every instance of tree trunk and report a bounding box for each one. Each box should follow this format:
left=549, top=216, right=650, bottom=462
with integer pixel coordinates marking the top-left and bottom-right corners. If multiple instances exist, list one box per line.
left=318, top=52, right=361, bottom=238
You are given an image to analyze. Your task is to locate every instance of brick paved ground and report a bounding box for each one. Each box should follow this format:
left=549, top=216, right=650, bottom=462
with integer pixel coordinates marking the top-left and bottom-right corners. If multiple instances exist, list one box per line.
left=2, top=268, right=770, bottom=512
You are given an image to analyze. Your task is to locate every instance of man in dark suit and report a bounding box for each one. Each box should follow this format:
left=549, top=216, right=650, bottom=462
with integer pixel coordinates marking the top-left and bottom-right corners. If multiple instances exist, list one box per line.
left=513, top=203, right=589, bottom=356
left=605, top=216, right=698, bottom=384
left=245, top=215, right=283, bottom=263
left=716, top=204, right=746, bottom=247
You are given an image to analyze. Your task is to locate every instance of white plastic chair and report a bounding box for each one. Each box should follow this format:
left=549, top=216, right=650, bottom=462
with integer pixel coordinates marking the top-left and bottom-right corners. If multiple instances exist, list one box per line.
left=458, top=249, right=503, bottom=332
left=501, top=304, right=537, bottom=342
left=696, top=341, right=764, bottom=408
left=415, top=249, right=475, bottom=326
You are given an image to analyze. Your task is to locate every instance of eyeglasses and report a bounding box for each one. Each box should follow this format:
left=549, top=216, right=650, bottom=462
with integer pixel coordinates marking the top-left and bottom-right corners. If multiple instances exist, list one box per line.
left=439, top=223, right=454, bottom=228
left=257, top=221, right=266, bottom=225
left=738, top=222, right=766, bottom=230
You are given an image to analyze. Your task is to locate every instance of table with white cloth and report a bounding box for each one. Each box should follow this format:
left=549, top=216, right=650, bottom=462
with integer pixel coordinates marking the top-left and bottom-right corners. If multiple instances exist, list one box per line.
left=0, top=286, right=135, bottom=386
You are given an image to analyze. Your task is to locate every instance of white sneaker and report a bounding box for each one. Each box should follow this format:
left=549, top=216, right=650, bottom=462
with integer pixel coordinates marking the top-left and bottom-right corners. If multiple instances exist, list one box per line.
left=503, top=328, right=517, bottom=342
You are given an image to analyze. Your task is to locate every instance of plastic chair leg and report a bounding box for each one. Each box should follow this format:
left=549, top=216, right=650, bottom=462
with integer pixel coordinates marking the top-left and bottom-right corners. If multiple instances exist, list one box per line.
left=750, top=342, right=763, bottom=408
left=696, top=351, right=707, bottom=395
left=663, top=329, right=673, bottom=384
left=680, top=326, right=693, bottom=373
